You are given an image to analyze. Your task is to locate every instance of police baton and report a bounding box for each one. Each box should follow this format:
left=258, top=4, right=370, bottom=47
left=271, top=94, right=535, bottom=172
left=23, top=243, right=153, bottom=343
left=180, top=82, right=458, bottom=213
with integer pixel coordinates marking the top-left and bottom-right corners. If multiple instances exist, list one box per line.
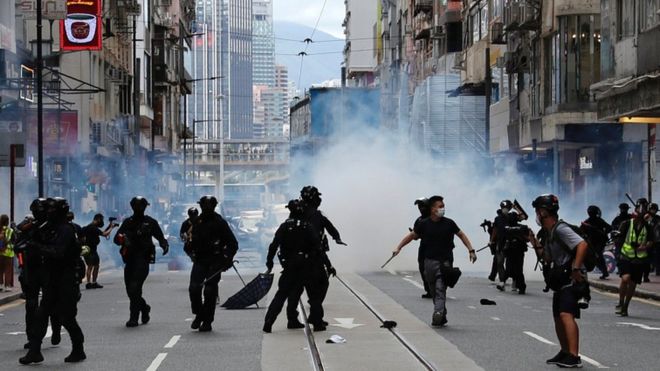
left=381, top=252, right=397, bottom=269
left=625, top=193, right=636, bottom=205
left=475, top=244, right=491, bottom=253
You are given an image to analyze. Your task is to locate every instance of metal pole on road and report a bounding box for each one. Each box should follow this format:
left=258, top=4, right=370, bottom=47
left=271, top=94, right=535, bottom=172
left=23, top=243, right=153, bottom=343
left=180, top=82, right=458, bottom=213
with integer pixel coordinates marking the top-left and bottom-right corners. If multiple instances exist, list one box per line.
left=36, top=0, right=44, bottom=197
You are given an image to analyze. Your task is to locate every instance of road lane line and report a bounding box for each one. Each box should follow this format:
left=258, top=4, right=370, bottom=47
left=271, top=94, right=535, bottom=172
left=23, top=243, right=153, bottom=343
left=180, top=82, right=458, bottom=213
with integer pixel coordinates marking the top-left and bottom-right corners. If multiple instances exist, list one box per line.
left=524, top=331, right=609, bottom=368
left=591, top=287, right=660, bottom=308
left=467, top=306, right=476, bottom=309
left=146, top=353, right=168, bottom=371
left=490, top=317, right=500, bottom=321
left=617, top=322, right=660, bottom=331
left=164, top=335, right=181, bottom=348
left=402, top=277, right=425, bottom=290
left=523, top=331, right=556, bottom=345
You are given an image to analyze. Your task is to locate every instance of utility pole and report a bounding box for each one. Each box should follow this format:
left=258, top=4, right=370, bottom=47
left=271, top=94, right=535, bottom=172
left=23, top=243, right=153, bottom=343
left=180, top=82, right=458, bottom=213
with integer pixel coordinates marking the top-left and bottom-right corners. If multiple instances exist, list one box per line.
left=133, top=15, right=140, bottom=155
left=36, top=0, right=44, bottom=197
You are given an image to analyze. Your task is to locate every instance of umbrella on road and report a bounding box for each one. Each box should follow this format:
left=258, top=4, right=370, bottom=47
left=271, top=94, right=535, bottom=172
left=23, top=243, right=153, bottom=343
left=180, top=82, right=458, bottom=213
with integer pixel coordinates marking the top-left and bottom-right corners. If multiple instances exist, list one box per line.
left=221, top=272, right=274, bottom=309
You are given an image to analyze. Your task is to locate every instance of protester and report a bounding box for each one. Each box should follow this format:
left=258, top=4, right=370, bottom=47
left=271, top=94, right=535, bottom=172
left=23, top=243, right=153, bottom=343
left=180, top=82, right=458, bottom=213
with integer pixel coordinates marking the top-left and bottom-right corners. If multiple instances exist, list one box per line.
left=81, top=214, right=117, bottom=289
left=0, top=214, right=15, bottom=291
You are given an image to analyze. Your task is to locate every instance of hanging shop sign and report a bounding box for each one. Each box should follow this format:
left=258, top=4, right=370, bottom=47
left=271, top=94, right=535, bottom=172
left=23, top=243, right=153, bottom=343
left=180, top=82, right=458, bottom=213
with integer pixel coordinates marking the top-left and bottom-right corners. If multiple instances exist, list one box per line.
left=60, top=0, right=102, bottom=51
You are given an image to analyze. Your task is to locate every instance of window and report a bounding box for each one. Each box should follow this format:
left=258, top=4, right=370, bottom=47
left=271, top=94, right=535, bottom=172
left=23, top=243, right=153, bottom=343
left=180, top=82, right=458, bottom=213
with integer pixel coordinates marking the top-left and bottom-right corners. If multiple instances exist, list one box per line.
left=640, top=0, right=660, bottom=31
left=617, top=0, right=636, bottom=39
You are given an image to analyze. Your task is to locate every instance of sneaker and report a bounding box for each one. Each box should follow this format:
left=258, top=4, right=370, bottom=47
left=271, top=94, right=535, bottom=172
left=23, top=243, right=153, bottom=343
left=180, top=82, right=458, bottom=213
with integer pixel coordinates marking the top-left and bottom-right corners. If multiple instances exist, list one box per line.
left=555, top=353, right=582, bottom=368
left=487, top=275, right=496, bottom=282
left=19, top=350, right=44, bottom=365
left=313, top=323, right=326, bottom=332
left=190, top=316, right=202, bottom=330
left=92, top=282, right=104, bottom=289
left=421, top=293, right=433, bottom=299
left=85, top=283, right=93, bottom=289
left=125, top=319, right=139, bottom=327
left=546, top=350, right=567, bottom=364
left=431, top=311, right=447, bottom=327
left=496, top=284, right=505, bottom=292
left=615, top=304, right=623, bottom=315
left=141, top=304, right=151, bottom=324
left=262, top=322, right=272, bottom=333
left=199, top=322, right=212, bottom=332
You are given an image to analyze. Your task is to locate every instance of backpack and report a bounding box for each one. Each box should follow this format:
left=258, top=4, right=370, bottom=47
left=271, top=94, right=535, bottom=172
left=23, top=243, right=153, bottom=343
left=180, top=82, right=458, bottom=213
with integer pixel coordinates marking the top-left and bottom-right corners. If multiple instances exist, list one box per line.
left=552, top=220, right=599, bottom=272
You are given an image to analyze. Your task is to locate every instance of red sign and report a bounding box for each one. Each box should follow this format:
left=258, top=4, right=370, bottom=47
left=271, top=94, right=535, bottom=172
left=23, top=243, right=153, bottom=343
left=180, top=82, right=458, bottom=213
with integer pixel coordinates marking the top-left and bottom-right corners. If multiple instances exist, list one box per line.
left=60, top=0, right=102, bottom=51
left=26, top=110, right=79, bottom=156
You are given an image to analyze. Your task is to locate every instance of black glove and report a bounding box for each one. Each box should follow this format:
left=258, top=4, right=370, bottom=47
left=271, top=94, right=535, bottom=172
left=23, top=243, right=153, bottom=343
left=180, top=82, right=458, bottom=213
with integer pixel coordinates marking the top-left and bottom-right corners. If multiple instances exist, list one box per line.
left=266, top=260, right=274, bottom=271
left=335, top=239, right=347, bottom=246
left=327, top=266, right=336, bottom=277
left=161, top=244, right=169, bottom=256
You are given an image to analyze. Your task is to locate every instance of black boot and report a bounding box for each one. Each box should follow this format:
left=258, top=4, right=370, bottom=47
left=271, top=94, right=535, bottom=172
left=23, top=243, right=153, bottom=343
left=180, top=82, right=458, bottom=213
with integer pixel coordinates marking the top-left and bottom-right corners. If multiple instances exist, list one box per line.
left=141, top=304, right=151, bottom=324
left=199, top=322, right=212, bottom=332
left=190, top=315, right=202, bottom=330
left=263, top=322, right=273, bottom=333
left=287, top=320, right=305, bottom=329
left=126, top=312, right=139, bottom=327
left=64, top=344, right=86, bottom=363
left=19, top=349, right=44, bottom=365
left=51, top=330, right=61, bottom=345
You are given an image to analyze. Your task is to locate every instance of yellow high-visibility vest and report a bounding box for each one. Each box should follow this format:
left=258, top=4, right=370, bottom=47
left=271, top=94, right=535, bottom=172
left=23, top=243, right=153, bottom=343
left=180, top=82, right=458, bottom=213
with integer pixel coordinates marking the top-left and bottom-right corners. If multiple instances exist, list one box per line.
left=621, top=220, right=648, bottom=259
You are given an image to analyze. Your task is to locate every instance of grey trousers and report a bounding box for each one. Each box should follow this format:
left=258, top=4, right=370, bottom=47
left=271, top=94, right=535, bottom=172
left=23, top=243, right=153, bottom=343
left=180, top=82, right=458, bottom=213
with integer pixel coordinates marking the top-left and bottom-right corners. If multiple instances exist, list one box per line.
left=424, top=259, right=450, bottom=314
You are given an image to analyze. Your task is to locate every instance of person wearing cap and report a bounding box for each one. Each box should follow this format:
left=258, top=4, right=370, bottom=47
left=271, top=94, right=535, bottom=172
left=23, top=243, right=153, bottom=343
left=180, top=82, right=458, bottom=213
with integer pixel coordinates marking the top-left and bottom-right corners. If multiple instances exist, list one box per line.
left=644, top=203, right=660, bottom=280
left=187, top=196, right=238, bottom=332
left=113, top=197, right=169, bottom=328
left=614, top=198, right=653, bottom=316
left=414, top=198, right=432, bottom=298
left=611, top=203, right=631, bottom=231
left=532, top=194, right=588, bottom=368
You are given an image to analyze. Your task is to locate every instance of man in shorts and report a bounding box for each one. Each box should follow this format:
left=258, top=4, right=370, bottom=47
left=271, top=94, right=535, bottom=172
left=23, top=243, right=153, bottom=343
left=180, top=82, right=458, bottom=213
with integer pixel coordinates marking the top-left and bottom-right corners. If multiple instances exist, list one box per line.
left=533, top=194, right=589, bottom=368
left=81, top=214, right=117, bottom=289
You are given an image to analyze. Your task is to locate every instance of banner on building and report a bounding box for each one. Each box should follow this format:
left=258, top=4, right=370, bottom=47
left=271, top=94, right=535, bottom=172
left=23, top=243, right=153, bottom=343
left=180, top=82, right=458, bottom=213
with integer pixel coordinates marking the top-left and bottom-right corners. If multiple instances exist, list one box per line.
left=17, top=0, right=67, bottom=20
left=26, top=110, right=79, bottom=156
left=60, top=0, right=102, bottom=51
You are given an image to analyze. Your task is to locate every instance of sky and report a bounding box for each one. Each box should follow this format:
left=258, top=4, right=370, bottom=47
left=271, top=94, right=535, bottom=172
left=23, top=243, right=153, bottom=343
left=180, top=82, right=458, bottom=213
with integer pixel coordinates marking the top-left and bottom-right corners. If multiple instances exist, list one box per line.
left=273, top=0, right=345, bottom=39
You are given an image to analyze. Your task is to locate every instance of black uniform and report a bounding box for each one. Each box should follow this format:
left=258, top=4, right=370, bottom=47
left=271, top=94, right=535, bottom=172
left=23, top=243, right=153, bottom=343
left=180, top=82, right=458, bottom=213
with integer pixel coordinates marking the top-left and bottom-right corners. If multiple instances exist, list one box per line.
left=188, top=212, right=238, bottom=328
left=114, top=215, right=167, bottom=325
left=286, top=208, right=339, bottom=321
left=503, top=215, right=528, bottom=294
left=492, top=214, right=509, bottom=283
left=23, top=222, right=85, bottom=363
left=581, top=216, right=613, bottom=277
left=414, top=216, right=431, bottom=295
left=264, top=218, right=325, bottom=330
left=612, top=212, right=631, bottom=231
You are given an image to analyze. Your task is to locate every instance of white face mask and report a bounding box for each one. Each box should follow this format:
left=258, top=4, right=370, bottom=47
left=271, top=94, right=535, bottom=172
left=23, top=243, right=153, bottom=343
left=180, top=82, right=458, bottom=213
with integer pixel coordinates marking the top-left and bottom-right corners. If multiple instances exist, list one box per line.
left=501, top=208, right=510, bottom=214
left=436, top=208, right=445, bottom=218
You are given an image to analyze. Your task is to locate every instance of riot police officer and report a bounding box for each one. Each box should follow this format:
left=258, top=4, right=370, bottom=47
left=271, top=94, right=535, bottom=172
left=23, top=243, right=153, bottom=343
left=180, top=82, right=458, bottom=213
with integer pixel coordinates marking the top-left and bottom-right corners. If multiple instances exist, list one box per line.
left=20, top=198, right=86, bottom=365
left=490, top=200, right=512, bottom=290
left=113, top=197, right=169, bottom=328
left=581, top=205, right=613, bottom=279
left=286, top=186, right=342, bottom=326
left=263, top=199, right=327, bottom=333
left=187, top=196, right=238, bottom=332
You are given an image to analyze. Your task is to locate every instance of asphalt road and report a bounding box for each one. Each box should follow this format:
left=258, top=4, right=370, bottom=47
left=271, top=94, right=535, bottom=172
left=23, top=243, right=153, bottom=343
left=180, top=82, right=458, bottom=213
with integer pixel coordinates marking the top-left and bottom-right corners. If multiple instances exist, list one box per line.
left=0, top=265, right=658, bottom=370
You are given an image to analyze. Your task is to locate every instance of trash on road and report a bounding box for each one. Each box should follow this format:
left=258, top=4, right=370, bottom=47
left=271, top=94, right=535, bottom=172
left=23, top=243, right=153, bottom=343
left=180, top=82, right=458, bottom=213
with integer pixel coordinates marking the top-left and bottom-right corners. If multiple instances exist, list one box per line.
left=326, top=335, right=347, bottom=344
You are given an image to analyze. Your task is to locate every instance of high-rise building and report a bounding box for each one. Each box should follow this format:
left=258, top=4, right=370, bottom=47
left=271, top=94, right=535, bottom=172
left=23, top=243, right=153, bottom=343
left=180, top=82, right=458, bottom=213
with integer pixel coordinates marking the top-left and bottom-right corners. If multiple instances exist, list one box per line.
left=252, top=0, right=275, bottom=86
left=190, top=0, right=253, bottom=140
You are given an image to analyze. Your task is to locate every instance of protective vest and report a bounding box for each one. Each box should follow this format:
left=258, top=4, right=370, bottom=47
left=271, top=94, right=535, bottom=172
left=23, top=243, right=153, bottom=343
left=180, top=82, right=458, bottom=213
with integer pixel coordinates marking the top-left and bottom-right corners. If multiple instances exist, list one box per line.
left=621, top=220, right=648, bottom=259
left=1, top=226, right=14, bottom=258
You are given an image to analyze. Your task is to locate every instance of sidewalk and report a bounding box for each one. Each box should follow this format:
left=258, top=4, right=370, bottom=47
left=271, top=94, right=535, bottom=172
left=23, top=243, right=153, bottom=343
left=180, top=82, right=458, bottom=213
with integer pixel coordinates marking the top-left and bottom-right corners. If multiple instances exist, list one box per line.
left=590, top=271, right=660, bottom=301
left=0, top=273, right=22, bottom=306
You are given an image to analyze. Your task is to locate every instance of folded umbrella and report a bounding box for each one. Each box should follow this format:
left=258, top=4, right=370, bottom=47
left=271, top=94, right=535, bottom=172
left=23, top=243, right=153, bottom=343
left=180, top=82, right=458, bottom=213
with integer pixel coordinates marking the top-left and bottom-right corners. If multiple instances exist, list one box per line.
left=221, top=272, right=274, bottom=309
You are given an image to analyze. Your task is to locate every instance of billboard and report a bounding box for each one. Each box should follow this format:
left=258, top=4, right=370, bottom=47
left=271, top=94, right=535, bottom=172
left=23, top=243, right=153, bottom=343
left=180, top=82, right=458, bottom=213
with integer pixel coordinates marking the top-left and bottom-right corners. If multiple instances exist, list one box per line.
left=16, top=1, right=67, bottom=20
left=60, top=0, right=102, bottom=51
left=25, top=110, right=79, bottom=156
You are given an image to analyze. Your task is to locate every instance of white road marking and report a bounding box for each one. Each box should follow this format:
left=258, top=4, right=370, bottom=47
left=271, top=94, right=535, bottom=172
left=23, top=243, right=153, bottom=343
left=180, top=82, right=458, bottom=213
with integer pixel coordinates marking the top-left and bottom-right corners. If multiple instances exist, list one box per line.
left=404, top=275, right=413, bottom=278
left=491, top=317, right=501, bottom=321
left=523, top=331, right=609, bottom=368
left=467, top=306, right=476, bottom=309
left=164, top=335, right=181, bottom=348
left=330, top=318, right=364, bottom=329
left=146, top=353, right=168, bottom=371
left=617, top=322, right=660, bottom=331
left=184, top=318, right=193, bottom=322
left=448, top=296, right=457, bottom=300
left=402, top=277, right=425, bottom=290
left=5, top=331, right=26, bottom=335
left=523, top=331, right=556, bottom=345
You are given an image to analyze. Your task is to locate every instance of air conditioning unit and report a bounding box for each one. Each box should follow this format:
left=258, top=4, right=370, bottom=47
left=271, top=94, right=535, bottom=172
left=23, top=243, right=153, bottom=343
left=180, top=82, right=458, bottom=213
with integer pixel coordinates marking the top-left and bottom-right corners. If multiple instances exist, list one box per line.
left=520, top=3, right=537, bottom=26
left=108, top=67, right=122, bottom=81
left=490, top=22, right=505, bottom=44
left=505, top=2, right=520, bottom=29
left=496, top=56, right=505, bottom=69
left=453, top=52, right=465, bottom=70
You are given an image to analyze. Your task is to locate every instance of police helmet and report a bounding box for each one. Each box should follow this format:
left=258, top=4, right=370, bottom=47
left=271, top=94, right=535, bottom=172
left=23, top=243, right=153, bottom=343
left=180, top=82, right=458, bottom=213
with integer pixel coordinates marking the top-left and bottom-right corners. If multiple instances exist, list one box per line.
left=587, top=205, right=601, bottom=218
left=130, top=196, right=150, bottom=208
left=619, top=203, right=630, bottom=210
left=532, top=194, right=559, bottom=213
left=46, top=197, right=70, bottom=218
left=500, top=200, right=513, bottom=210
left=636, top=198, right=649, bottom=214
left=198, top=195, right=218, bottom=208
left=29, top=198, right=48, bottom=214
left=300, top=185, right=321, bottom=201
left=188, top=207, right=199, bottom=218
left=286, top=199, right=305, bottom=216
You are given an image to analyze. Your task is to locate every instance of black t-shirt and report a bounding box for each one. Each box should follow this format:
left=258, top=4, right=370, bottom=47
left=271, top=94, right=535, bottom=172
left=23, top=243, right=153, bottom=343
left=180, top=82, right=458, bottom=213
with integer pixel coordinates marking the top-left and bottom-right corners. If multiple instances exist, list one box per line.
left=413, top=217, right=461, bottom=261
left=493, top=214, right=510, bottom=246
left=81, top=224, right=104, bottom=249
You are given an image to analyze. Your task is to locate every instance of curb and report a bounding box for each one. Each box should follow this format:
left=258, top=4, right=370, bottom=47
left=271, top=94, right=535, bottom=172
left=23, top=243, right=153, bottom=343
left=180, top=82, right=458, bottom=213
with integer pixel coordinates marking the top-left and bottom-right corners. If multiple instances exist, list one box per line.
left=589, top=281, right=660, bottom=302
left=0, top=292, right=23, bottom=306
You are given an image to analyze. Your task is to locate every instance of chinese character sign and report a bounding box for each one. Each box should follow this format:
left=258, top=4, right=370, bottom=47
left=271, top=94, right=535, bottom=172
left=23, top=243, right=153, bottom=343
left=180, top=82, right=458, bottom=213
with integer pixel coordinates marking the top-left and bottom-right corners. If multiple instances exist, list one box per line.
left=60, top=0, right=102, bottom=51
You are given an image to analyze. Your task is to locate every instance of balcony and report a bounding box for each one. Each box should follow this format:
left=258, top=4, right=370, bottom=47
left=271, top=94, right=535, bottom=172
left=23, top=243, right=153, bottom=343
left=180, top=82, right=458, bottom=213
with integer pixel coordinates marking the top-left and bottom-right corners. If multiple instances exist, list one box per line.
left=414, top=0, right=433, bottom=15
left=413, top=13, right=432, bottom=40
